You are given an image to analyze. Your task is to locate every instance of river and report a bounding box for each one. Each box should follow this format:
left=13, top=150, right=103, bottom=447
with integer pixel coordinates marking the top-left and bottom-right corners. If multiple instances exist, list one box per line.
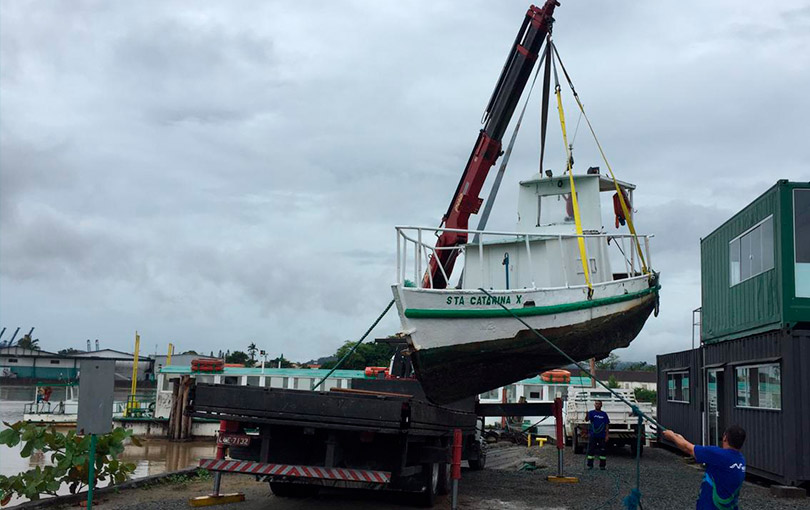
left=0, top=384, right=217, bottom=506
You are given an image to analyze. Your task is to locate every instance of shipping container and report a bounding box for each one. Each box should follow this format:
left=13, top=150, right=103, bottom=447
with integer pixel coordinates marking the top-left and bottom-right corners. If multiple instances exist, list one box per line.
left=700, top=180, right=810, bottom=343
left=657, top=329, right=810, bottom=485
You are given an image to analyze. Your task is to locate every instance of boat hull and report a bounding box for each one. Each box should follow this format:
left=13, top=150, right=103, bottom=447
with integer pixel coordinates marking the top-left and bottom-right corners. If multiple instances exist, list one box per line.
left=393, top=277, right=659, bottom=404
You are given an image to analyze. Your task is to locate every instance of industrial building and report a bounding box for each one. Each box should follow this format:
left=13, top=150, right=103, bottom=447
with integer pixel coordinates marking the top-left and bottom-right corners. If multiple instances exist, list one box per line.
left=657, top=180, right=810, bottom=485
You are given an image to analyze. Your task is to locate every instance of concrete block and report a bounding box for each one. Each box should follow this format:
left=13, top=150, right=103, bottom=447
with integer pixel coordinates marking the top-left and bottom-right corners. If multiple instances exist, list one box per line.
left=770, top=485, right=806, bottom=499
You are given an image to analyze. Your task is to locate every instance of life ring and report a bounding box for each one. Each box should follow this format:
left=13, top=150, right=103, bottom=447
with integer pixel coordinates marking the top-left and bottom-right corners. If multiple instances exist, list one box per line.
left=541, top=369, right=571, bottom=384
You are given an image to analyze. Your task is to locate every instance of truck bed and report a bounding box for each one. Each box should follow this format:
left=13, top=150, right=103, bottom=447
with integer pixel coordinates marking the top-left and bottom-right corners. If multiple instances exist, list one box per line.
left=190, top=381, right=477, bottom=435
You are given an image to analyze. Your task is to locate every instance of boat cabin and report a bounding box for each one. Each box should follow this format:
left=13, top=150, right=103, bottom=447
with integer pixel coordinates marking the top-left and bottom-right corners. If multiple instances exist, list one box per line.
left=461, top=172, right=638, bottom=290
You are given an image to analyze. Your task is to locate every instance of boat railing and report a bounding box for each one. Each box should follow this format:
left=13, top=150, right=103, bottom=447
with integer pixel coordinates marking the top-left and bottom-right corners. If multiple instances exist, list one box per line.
left=23, top=400, right=67, bottom=415
left=395, top=225, right=653, bottom=290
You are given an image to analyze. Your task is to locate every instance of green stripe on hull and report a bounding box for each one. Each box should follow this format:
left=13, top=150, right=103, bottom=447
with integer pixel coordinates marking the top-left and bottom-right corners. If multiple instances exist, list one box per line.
left=404, top=285, right=660, bottom=319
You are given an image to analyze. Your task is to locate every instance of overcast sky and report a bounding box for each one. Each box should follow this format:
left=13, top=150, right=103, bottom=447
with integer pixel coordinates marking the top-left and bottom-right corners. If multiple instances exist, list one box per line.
left=1, top=0, right=808, bottom=363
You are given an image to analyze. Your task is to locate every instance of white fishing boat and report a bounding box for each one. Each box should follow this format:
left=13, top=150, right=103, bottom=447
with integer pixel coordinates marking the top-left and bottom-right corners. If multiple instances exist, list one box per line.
left=393, top=172, right=659, bottom=404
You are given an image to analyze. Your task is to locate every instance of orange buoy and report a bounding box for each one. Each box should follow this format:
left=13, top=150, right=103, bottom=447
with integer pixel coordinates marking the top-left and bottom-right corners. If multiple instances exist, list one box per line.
left=540, top=369, right=571, bottom=384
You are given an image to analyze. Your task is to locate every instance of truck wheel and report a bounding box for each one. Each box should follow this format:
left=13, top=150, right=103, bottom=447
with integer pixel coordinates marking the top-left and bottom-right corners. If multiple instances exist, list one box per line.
left=467, top=443, right=487, bottom=470
left=437, top=463, right=452, bottom=495
left=630, top=440, right=644, bottom=458
left=416, top=463, right=439, bottom=507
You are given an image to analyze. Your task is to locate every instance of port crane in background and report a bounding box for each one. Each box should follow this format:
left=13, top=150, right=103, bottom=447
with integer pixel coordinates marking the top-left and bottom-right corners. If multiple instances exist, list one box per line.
left=423, top=0, right=559, bottom=289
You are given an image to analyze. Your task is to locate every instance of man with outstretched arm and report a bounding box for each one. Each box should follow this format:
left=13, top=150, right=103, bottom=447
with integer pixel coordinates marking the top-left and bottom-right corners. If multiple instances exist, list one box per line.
left=662, top=425, right=747, bottom=510
left=585, top=400, right=609, bottom=469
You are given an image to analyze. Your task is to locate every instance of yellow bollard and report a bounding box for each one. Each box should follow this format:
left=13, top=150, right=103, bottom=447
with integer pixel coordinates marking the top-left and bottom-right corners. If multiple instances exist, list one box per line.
left=527, top=433, right=532, bottom=448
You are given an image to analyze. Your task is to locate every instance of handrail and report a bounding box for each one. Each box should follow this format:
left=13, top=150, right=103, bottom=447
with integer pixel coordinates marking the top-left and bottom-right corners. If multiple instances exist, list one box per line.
left=396, top=226, right=653, bottom=289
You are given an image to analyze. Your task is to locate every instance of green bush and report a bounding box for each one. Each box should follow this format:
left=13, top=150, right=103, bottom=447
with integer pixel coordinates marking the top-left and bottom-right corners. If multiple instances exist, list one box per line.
left=634, top=387, right=657, bottom=403
left=0, top=422, right=139, bottom=504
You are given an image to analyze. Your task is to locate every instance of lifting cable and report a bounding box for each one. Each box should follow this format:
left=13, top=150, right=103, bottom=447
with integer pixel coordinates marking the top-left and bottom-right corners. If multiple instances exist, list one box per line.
left=312, top=299, right=395, bottom=391
left=552, top=53, right=593, bottom=296
left=479, top=287, right=665, bottom=510
left=551, top=41, right=649, bottom=275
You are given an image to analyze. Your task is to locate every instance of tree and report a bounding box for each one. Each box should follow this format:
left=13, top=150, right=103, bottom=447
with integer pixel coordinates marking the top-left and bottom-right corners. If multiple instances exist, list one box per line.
left=607, top=374, right=620, bottom=389
left=269, top=356, right=293, bottom=368
left=634, top=387, right=657, bottom=403
left=320, top=341, right=394, bottom=370
left=17, top=335, right=40, bottom=351
left=247, top=343, right=258, bottom=363
left=57, top=348, right=82, bottom=355
left=625, top=361, right=656, bottom=372
left=225, top=351, right=253, bottom=367
left=181, top=350, right=198, bottom=355
left=0, top=423, right=138, bottom=502
left=596, top=353, right=620, bottom=370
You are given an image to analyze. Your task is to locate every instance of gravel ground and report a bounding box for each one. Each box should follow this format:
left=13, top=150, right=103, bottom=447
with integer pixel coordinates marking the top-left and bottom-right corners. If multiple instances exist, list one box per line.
left=43, top=444, right=809, bottom=510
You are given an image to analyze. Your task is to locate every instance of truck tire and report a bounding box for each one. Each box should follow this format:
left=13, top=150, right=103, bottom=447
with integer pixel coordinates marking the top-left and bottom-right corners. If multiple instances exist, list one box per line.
left=416, top=462, right=439, bottom=507
left=467, top=440, right=487, bottom=470
left=269, top=482, right=319, bottom=498
left=630, top=439, right=644, bottom=458
left=437, top=463, right=452, bottom=495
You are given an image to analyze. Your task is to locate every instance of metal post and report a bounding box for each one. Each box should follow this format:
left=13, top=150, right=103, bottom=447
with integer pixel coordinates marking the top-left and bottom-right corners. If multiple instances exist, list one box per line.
left=212, top=421, right=227, bottom=496
left=451, top=428, right=462, bottom=510
left=555, top=398, right=564, bottom=477
left=87, top=433, right=97, bottom=509
left=128, top=332, right=140, bottom=417
left=396, top=230, right=401, bottom=284
left=166, top=343, right=173, bottom=366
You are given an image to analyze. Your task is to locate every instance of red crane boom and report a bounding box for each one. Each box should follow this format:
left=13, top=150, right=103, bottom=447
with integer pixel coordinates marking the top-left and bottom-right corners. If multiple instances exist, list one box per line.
left=423, top=1, right=559, bottom=289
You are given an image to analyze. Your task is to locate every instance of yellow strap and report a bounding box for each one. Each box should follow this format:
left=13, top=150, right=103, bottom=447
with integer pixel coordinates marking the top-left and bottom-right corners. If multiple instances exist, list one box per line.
left=569, top=94, right=648, bottom=275
left=555, top=86, right=592, bottom=293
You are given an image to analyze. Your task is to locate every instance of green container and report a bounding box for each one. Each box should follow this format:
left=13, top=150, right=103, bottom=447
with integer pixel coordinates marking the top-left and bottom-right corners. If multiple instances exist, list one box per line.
left=700, top=180, right=810, bottom=343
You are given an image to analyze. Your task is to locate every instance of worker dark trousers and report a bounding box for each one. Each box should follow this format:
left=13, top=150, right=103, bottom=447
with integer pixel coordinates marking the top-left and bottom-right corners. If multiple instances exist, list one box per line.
left=586, top=436, right=607, bottom=469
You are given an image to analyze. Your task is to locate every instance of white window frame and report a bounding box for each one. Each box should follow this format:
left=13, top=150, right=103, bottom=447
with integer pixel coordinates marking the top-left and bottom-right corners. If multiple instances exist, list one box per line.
left=735, top=362, right=781, bottom=410
left=729, top=215, right=775, bottom=286
left=666, top=370, right=690, bottom=403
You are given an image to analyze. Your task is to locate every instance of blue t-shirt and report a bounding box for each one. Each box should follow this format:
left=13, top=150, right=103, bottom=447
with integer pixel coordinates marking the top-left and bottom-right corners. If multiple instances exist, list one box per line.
left=586, top=410, right=610, bottom=438
left=694, top=445, right=745, bottom=510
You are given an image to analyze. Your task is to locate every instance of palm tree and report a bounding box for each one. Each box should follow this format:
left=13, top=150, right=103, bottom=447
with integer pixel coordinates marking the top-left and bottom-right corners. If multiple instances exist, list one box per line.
left=247, top=342, right=258, bottom=362
left=17, top=334, right=40, bottom=350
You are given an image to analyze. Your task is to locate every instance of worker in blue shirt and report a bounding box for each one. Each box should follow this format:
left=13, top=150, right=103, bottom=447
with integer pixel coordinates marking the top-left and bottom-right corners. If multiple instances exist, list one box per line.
left=662, top=425, right=746, bottom=510
left=585, top=400, right=610, bottom=469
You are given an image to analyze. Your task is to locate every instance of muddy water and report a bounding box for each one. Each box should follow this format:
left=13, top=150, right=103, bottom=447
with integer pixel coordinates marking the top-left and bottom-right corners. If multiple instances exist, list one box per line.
left=0, top=385, right=217, bottom=505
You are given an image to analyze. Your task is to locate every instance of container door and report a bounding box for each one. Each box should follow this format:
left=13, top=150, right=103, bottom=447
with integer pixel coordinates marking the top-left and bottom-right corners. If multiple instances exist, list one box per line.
left=707, top=368, right=725, bottom=446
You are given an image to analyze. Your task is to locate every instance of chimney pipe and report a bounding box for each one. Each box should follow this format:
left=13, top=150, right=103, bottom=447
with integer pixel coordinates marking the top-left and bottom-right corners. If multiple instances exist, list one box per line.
left=95, top=339, right=99, bottom=351
left=87, top=339, right=91, bottom=352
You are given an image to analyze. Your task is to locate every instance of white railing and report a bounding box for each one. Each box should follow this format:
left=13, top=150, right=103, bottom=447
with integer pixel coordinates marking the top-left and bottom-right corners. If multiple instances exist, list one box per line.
left=395, top=226, right=653, bottom=290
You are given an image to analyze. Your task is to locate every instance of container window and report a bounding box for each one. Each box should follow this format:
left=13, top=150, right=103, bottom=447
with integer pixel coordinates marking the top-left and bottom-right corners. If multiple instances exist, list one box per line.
left=729, top=216, right=775, bottom=286
left=666, top=370, right=690, bottom=403
left=736, top=363, right=781, bottom=410
left=795, top=189, right=810, bottom=297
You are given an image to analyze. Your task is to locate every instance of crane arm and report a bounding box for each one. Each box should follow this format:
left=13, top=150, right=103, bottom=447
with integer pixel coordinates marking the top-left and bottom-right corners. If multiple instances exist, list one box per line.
left=423, top=1, right=559, bottom=289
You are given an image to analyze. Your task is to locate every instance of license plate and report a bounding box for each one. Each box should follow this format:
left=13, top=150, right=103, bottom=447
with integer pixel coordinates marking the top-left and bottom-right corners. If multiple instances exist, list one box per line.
left=218, top=434, right=251, bottom=447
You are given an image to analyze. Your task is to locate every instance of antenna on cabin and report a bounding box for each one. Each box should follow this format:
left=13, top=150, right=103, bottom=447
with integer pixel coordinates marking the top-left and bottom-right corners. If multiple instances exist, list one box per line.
left=95, top=339, right=100, bottom=351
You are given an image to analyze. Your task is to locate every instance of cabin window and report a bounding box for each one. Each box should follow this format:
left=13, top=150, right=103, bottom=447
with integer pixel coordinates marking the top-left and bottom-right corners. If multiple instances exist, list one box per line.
left=7, top=358, right=18, bottom=363
left=245, top=376, right=260, bottom=386
left=736, top=363, right=781, bottom=410
left=729, top=215, right=774, bottom=286
left=222, top=376, right=240, bottom=385
left=50, top=360, right=60, bottom=364
left=529, top=392, right=541, bottom=399
left=666, top=371, right=690, bottom=403
left=537, top=193, right=575, bottom=226
left=795, top=189, right=810, bottom=297
left=196, top=375, right=214, bottom=384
